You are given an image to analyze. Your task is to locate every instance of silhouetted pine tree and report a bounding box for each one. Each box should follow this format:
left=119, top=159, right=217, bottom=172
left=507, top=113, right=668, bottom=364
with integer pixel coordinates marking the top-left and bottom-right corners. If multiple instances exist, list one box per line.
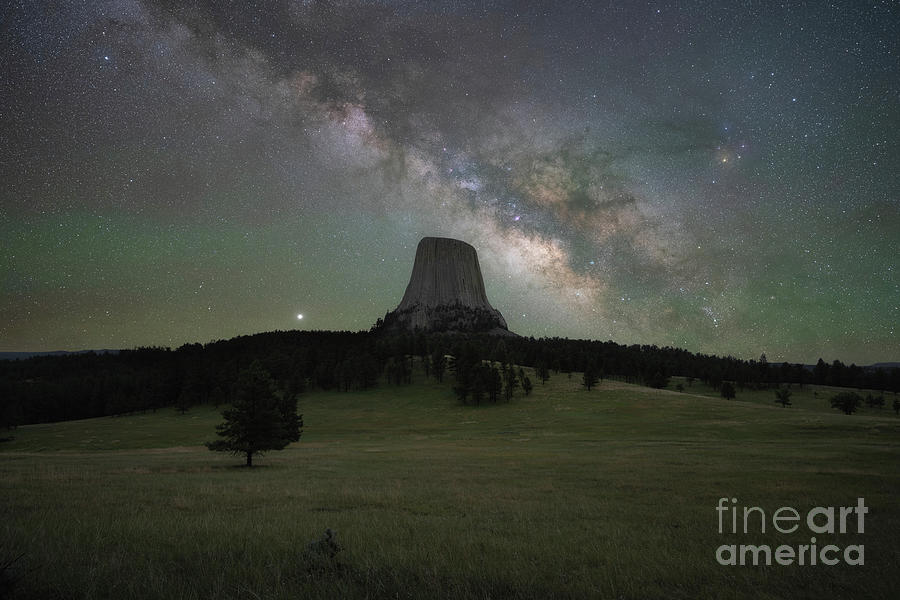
left=503, top=364, right=518, bottom=402
left=774, top=387, right=792, bottom=408
left=721, top=381, right=736, bottom=400
left=206, top=361, right=302, bottom=467
left=582, top=362, right=599, bottom=391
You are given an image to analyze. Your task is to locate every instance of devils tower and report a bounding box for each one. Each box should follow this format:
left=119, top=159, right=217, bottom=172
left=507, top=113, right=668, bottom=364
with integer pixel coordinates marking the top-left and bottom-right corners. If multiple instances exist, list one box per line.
left=376, top=237, right=513, bottom=335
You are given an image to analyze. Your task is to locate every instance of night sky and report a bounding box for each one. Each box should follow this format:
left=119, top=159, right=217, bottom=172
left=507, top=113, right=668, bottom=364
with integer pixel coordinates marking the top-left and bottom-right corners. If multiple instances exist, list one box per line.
left=2, top=1, right=897, bottom=364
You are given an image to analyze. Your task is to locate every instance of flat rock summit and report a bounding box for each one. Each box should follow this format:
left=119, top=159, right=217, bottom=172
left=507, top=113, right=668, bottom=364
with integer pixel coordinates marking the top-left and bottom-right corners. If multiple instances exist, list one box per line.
left=376, top=237, right=513, bottom=335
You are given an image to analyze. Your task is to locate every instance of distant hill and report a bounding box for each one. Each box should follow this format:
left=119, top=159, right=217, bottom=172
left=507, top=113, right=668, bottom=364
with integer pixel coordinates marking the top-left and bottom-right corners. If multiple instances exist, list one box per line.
left=870, top=362, right=900, bottom=370
left=795, top=362, right=899, bottom=371
left=0, top=349, right=120, bottom=361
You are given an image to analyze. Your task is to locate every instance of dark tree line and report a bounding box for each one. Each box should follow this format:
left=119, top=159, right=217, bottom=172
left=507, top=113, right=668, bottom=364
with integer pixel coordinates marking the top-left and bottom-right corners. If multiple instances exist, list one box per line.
left=2, top=329, right=898, bottom=427
left=0, top=331, right=374, bottom=426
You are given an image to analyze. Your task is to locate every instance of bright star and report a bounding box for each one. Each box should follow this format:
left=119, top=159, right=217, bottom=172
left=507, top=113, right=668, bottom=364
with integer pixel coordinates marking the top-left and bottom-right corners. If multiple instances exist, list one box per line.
left=296, top=314, right=304, bottom=320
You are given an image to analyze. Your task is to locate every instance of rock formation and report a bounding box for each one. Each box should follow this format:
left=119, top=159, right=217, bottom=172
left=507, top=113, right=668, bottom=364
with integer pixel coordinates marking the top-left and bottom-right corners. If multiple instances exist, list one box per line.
left=377, top=237, right=513, bottom=335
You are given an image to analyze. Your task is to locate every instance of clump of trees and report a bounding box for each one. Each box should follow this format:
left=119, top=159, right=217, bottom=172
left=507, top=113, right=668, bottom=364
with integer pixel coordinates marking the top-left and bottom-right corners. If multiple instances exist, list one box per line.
left=830, top=392, right=862, bottom=415
left=443, top=340, right=538, bottom=405
left=865, top=394, right=885, bottom=409
left=502, top=366, right=519, bottom=402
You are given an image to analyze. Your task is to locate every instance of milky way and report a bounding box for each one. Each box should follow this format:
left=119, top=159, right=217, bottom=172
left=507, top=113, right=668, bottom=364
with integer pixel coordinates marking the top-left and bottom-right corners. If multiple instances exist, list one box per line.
left=2, top=1, right=897, bottom=364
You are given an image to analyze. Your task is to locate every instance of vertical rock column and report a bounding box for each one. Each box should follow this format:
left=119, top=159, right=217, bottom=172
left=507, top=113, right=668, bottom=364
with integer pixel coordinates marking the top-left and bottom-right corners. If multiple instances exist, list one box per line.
left=382, top=237, right=511, bottom=334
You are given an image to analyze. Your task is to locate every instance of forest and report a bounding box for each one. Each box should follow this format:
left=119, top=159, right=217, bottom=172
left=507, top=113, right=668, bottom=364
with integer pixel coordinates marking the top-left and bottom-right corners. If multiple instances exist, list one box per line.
left=2, top=329, right=898, bottom=427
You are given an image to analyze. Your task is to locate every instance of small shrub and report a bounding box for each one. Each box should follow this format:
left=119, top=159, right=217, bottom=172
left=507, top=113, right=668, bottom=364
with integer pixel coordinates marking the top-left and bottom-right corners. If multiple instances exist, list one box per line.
left=305, top=528, right=345, bottom=576
left=306, top=528, right=342, bottom=560
left=774, top=387, right=792, bottom=408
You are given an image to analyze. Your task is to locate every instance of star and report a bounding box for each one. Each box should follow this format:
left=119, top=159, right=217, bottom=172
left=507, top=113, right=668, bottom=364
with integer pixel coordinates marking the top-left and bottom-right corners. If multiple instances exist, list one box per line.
left=0, top=1, right=892, bottom=364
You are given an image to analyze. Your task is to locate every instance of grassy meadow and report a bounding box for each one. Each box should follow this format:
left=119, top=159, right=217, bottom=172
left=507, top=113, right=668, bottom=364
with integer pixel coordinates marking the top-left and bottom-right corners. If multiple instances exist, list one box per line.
left=2, top=367, right=899, bottom=599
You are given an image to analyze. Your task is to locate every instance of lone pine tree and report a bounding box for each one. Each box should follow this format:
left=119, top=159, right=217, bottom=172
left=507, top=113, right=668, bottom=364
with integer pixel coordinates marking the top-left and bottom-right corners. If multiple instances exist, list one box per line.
left=720, top=381, right=736, bottom=400
left=774, top=386, right=792, bottom=408
left=206, top=361, right=302, bottom=467
left=582, top=361, right=599, bottom=391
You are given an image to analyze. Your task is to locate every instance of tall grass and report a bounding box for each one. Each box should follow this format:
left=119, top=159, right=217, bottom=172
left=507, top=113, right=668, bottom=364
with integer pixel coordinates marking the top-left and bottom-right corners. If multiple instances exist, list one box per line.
left=2, top=370, right=898, bottom=598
